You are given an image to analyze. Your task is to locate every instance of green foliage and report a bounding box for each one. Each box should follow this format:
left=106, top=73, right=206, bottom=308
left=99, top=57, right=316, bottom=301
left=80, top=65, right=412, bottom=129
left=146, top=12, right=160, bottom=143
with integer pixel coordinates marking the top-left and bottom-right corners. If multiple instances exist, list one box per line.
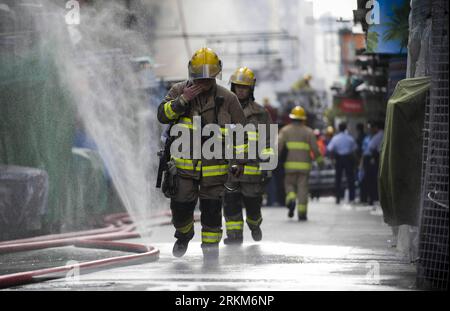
left=383, top=0, right=411, bottom=53
left=366, top=31, right=379, bottom=53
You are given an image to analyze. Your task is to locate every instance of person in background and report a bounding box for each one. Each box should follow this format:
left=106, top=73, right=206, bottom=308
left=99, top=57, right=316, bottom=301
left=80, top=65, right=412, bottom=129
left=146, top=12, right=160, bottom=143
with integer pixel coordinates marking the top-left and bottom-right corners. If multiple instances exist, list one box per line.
left=309, top=129, right=327, bottom=200
left=261, top=97, right=281, bottom=207
left=291, top=74, right=313, bottom=91
left=313, top=129, right=327, bottom=157
left=366, top=120, right=384, bottom=206
left=355, top=122, right=366, bottom=203
left=278, top=106, right=324, bottom=221
left=223, top=66, right=274, bottom=245
left=326, top=122, right=357, bottom=205
left=324, top=126, right=335, bottom=147
left=359, top=124, right=372, bottom=204
left=355, top=123, right=366, bottom=163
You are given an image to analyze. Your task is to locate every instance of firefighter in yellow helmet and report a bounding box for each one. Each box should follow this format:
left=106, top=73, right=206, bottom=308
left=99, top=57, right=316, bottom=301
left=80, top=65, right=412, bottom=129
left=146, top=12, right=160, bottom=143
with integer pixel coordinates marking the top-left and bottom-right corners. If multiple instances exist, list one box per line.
left=157, top=48, right=247, bottom=260
left=278, top=106, right=324, bottom=220
left=291, top=74, right=313, bottom=91
left=222, top=67, right=275, bottom=245
left=324, top=125, right=335, bottom=146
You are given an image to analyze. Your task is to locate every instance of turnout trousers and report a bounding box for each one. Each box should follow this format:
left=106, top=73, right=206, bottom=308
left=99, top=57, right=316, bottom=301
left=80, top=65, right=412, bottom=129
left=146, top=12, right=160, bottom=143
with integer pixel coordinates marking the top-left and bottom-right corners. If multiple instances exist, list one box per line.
left=223, top=182, right=264, bottom=238
left=284, top=172, right=310, bottom=217
left=170, top=176, right=224, bottom=247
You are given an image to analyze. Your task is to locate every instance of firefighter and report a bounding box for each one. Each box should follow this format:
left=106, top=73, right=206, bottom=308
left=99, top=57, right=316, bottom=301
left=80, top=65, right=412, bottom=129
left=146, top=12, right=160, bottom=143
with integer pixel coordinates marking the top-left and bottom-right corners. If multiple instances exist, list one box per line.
left=157, top=47, right=247, bottom=260
left=324, top=126, right=334, bottom=147
left=313, top=129, right=326, bottom=156
left=326, top=122, right=357, bottom=204
left=223, top=67, right=275, bottom=245
left=278, top=106, right=324, bottom=220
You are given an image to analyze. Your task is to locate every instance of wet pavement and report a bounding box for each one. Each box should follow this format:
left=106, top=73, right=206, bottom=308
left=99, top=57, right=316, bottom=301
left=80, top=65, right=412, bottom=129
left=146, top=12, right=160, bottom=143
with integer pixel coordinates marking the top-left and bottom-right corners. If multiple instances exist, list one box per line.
left=1, top=197, right=417, bottom=291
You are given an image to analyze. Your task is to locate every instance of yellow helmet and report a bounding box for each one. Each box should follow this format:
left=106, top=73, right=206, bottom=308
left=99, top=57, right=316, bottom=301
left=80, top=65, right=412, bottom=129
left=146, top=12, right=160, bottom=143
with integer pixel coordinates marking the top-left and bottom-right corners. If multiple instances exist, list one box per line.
left=289, top=106, right=307, bottom=120
left=188, top=47, right=222, bottom=80
left=303, top=74, right=312, bottom=81
left=326, top=126, right=334, bottom=135
left=230, top=66, right=256, bottom=87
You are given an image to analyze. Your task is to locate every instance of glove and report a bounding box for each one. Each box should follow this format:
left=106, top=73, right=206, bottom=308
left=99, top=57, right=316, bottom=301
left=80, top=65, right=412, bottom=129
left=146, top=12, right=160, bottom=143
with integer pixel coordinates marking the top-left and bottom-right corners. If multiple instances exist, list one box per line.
left=230, top=164, right=244, bottom=178
left=162, top=161, right=178, bottom=198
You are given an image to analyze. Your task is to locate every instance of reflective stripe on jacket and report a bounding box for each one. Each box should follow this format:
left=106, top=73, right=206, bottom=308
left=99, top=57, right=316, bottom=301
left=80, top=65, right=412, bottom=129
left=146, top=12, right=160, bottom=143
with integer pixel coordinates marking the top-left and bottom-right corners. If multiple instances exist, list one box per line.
left=157, top=81, right=247, bottom=186
left=278, top=123, right=323, bottom=173
left=229, top=100, right=274, bottom=183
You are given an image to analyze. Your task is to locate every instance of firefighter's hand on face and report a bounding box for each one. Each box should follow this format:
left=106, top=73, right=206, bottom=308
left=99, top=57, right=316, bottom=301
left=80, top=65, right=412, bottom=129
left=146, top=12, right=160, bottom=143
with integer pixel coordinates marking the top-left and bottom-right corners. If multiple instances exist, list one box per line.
left=230, top=164, right=244, bottom=178
left=183, top=84, right=203, bottom=101
left=173, top=85, right=203, bottom=113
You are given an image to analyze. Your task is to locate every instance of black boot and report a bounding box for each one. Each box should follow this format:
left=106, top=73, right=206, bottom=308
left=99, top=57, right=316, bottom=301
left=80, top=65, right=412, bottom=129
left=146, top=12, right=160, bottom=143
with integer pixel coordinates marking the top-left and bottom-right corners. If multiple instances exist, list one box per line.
left=251, top=227, right=262, bottom=241
left=171, top=200, right=196, bottom=258
left=223, top=192, right=243, bottom=246
left=287, top=200, right=295, bottom=218
left=172, top=239, right=190, bottom=257
left=242, top=196, right=263, bottom=241
left=224, top=231, right=243, bottom=245
left=298, top=213, right=307, bottom=221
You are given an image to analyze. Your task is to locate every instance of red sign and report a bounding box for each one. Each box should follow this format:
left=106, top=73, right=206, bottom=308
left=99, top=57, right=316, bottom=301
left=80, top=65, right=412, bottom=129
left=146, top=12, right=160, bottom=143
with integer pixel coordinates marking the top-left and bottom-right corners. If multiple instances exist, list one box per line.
left=340, top=98, right=364, bottom=114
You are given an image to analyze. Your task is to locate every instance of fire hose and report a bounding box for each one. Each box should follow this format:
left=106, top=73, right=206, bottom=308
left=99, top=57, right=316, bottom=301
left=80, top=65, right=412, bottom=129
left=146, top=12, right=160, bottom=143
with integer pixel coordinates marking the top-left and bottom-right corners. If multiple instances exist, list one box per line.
left=0, top=211, right=174, bottom=289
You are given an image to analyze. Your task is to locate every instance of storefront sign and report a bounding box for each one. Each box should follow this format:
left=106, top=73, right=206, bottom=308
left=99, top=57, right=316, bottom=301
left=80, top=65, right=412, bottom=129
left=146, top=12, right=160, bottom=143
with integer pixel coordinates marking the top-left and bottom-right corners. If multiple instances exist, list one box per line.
left=366, top=0, right=410, bottom=54
left=340, top=98, right=364, bottom=113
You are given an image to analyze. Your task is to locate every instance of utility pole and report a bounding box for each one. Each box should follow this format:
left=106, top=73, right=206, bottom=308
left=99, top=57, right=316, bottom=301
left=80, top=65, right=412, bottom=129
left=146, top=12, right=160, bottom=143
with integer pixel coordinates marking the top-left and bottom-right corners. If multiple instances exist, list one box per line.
left=176, top=0, right=192, bottom=60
